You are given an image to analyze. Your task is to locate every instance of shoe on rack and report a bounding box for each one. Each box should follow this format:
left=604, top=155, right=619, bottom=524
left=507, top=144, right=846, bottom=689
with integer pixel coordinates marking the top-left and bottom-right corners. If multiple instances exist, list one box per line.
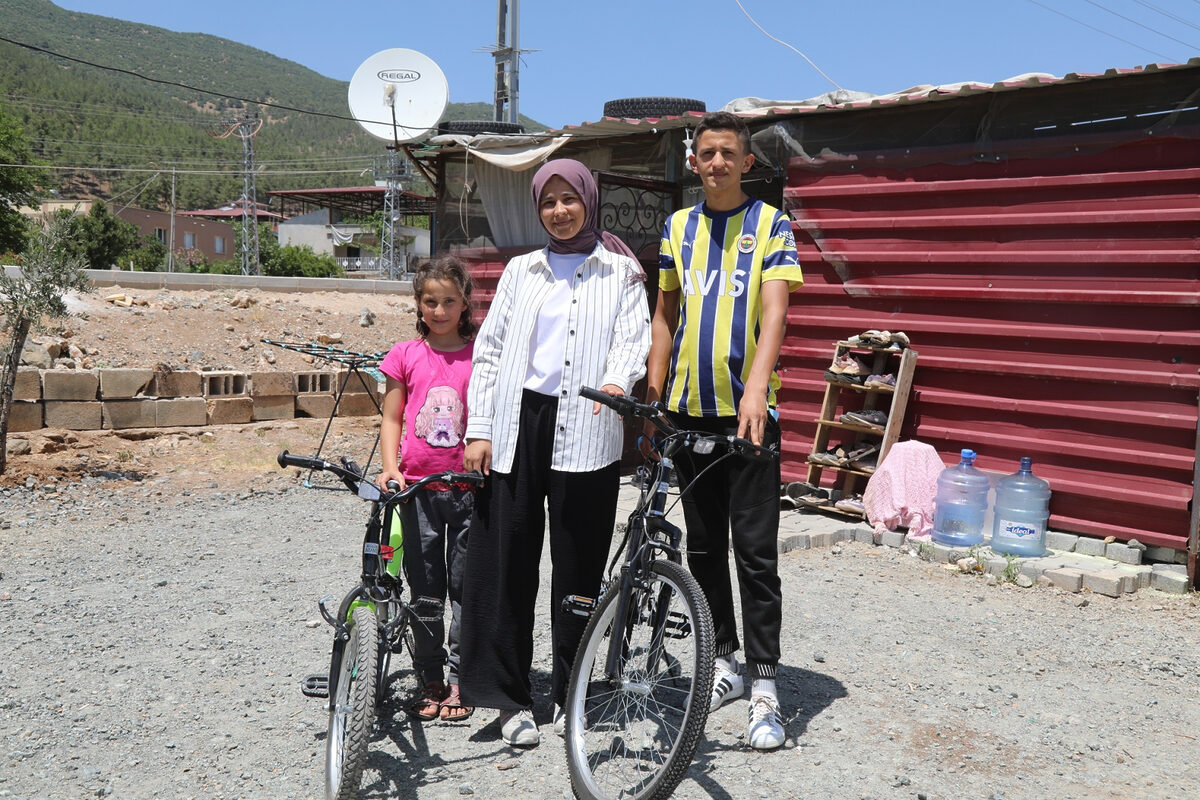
left=840, top=409, right=888, bottom=430
left=499, top=709, right=540, bottom=747
left=863, top=373, right=896, bottom=390
left=710, top=663, right=745, bottom=712
left=747, top=693, right=785, bottom=750
left=551, top=704, right=565, bottom=738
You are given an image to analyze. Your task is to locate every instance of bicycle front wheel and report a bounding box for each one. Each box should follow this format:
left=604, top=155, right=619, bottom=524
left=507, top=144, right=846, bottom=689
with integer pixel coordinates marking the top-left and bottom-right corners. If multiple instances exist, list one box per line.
left=326, top=604, right=379, bottom=800
left=565, top=560, right=715, bottom=800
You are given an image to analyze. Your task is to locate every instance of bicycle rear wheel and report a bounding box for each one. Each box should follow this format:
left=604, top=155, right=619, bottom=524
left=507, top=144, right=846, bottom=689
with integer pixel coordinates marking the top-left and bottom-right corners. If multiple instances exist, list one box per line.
left=565, top=560, right=715, bottom=800
left=326, top=605, right=379, bottom=800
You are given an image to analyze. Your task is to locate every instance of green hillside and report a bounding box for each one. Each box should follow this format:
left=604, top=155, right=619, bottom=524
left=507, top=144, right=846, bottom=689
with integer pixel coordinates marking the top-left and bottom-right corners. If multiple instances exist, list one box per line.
left=0, top=0, right=544, bottom=211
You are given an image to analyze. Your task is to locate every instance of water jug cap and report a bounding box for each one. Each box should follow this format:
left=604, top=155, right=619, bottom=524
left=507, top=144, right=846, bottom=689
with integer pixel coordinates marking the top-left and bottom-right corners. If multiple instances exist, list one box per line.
left=960, top=448, right=976, bottom=462
left=1019, top=456, right=1033, bottom=471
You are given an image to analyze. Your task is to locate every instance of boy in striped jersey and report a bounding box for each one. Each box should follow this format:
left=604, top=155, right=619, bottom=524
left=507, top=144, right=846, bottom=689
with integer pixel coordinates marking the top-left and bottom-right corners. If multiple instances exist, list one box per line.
left=645, top=111, right=803, bottom=750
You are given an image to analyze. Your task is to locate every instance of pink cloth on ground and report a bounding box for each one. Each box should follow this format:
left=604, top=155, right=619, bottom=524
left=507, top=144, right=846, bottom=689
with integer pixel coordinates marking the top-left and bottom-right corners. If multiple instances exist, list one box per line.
left=862, top=440, right=946, bottom=541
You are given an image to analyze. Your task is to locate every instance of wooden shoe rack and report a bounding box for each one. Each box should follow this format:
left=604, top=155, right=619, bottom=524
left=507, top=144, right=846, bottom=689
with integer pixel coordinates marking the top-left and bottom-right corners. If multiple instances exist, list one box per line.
left=804, top=340, right=918, bottom=517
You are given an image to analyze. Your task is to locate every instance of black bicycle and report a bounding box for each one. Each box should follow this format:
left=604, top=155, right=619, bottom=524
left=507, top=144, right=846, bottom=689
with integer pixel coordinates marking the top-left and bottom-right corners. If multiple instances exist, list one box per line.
left=278, top=450, right=483, bottom=800
left=563, top=388, right=779, bottom=800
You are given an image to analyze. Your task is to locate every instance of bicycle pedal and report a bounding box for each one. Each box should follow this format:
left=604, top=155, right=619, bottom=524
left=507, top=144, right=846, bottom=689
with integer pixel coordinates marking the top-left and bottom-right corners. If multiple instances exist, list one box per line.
left=661, top=610, right=692, bottom=639
left=411, top=596, right=445, bottom=623
left=301, top=673, right=329, bottom=698
left=562, top=594, right=596, bottom=618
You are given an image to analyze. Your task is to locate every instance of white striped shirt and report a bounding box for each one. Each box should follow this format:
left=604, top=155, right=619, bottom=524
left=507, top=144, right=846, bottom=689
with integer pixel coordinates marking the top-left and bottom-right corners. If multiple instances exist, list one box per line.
left=466, top=244, right=651, bottom=473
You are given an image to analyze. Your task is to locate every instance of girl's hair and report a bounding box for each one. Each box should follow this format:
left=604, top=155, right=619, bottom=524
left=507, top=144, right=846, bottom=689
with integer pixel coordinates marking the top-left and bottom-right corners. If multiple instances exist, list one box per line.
left=413, top=255, right=477, bottom=340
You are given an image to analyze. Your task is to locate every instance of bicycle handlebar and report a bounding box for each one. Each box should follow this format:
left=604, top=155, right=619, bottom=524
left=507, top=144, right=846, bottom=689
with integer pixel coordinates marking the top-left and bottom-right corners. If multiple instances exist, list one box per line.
left=277, top=450, right=484, bottom=500
left=578, top=387, right=778, bottom=463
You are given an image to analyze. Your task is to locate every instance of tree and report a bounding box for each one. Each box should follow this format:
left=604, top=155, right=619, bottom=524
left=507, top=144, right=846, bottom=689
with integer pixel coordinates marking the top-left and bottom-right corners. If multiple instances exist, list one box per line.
left=0, top=213, right=91, bottom=473
left=79, top=201, right=139, bottom=270
left=0, top=109, right=41, bottom=254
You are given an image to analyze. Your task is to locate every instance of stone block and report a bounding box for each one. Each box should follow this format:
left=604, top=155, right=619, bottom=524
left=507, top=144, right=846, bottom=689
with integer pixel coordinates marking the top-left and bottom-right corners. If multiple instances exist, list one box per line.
left=336, top=393, right=380, bottom=417
left=206, top=397, right=253, bottom=425
left=1144, top=546, right=1180, bottom=564
left=853, top=528, right=875, bottom=545
left=13, top=368, right=41, bottom=400
left=295, top=394, right=336, bottom=419
left=1019, top=559, right=1051, bottom=580
left=1116, top=565, right=1153, bottom=591
left=1151, top=566, right=1190, bottom=594
left=252, top=395, right=295, bottom=421
left=250, top=371, right=295, bottom=397
left=809, top=532, right=834, bottom=549
left=881, top=530, right=906, bottom=549
left=42, top=370, right=98, bottom=401
left=1074, top=537, right=1108, bottom=557
left=335, top=369, right=380, bottom=395
left=1082, top=570, right=1124, bottom=598
left=44, top=401, right=101, bottom=430
left=1044, top=567, right=1083, bottom=593
left=102, top=400, right=157, bottom=430
left=932, top=543, right=970, bottom=564
left=201, top=371, right=247, bottom=397
left=153, top=370, right=203, bottom=398
left=1105, top=542, right=1141, bottom=565
left=985, top=557, right=1009, bottom=577
left=295, top=371, right=334, bottom=394
left=1044, top=531, right=1079, bottom=552
left=155, top=398, right=207, bottom=427
left=8, top=400, right=42, bottom=432
left=99, top=368, right=155, bottom=399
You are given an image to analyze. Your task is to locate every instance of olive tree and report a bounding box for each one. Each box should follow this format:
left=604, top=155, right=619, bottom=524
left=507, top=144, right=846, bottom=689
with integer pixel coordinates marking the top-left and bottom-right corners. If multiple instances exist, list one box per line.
left=0, top=214, right=91, bottom=473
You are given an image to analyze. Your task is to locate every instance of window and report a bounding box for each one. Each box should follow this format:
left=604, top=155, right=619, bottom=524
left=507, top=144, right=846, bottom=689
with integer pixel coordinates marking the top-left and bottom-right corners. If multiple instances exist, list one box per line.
left=183, top=232, right=196, bottom=249
left=155, top=228, right=167, bottom=244
left=214, top=236, right=226, bottom=255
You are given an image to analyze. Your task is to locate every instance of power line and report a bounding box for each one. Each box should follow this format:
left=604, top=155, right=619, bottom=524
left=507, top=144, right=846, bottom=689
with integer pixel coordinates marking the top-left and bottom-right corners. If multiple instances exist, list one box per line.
left=1130, top=0, right=1200, bottom=34
left=1080, top=0, right=1199, bottom=51
left=0, top=162, right=370, bottom=176
left=1026, top=0, right=1177, bottom=61
left=731, top=0, right=842, bottom=91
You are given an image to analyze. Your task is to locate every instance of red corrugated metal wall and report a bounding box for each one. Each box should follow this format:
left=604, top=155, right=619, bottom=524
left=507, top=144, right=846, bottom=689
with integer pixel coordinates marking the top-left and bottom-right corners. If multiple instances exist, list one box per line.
left=779, top=136, right=1199, bottom=550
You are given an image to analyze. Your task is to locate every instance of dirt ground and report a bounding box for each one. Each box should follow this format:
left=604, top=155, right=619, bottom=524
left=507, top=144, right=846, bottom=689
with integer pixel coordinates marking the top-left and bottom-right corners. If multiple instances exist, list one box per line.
left=5, top=286, right=415, bottom=488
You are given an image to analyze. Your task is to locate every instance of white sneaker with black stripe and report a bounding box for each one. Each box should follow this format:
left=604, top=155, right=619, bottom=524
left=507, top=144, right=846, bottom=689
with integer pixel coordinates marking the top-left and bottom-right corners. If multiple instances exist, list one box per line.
left=747, top=693, right=785, bottom=750
left=709, top=663, right=744, bottom=712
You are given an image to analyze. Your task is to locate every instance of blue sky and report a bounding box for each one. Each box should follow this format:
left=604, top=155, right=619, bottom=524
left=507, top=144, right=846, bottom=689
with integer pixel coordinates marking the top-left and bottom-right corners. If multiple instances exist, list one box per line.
left=53, top=0, right=1200, bottom=130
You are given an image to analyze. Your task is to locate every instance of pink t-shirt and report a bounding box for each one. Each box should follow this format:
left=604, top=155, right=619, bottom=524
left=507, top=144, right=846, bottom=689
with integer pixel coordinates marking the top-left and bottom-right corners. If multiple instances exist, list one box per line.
left=378, top=338, right=473, bottom=480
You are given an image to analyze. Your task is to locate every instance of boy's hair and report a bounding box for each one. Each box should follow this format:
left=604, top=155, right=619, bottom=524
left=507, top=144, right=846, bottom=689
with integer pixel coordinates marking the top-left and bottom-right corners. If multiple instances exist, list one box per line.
left=692, top=111, right=752, bottom=156
left=413, top=255, right=477, bottom=340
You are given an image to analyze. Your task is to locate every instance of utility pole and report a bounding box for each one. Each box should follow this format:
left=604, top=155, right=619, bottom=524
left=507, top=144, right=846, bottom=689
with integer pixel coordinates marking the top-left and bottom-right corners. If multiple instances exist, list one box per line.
left=208, top=113, right=263, bottom=275
left=493, top=0, right=521, bottom=123
left=167, top=168, right=176, bottom=272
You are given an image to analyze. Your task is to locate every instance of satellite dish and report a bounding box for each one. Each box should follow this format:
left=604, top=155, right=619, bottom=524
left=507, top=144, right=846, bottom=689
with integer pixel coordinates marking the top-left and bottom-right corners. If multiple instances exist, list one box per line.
left=348, top=48, right=448, bottom=144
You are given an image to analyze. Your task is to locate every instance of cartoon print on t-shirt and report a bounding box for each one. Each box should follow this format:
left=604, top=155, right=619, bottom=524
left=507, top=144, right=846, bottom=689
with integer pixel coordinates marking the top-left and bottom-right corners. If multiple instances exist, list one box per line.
left=414, top=385, right=465, bottom=448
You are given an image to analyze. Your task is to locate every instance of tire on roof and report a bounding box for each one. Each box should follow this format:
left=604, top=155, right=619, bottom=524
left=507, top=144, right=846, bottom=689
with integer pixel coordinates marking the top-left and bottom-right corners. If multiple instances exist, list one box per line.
left=602, top=97, right=707, bottom=119
left=436, top=120, right=526, bottom=136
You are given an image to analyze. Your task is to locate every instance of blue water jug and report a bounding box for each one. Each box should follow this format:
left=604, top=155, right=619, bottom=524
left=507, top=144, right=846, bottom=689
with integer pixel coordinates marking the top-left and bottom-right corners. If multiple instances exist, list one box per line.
left=989, top=457, right=1051, bottom=557
left=931, top=449, right=990, bottom=547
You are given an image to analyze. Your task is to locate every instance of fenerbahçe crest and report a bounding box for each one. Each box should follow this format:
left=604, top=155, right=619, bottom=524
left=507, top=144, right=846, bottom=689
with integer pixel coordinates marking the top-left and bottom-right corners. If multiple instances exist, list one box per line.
left=737, top=233, right=756, bottom=253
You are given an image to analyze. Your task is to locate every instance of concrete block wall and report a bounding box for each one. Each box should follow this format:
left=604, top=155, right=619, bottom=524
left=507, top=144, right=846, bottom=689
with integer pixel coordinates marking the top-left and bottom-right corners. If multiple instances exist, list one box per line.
left=9, top=367, right=382, bottom=434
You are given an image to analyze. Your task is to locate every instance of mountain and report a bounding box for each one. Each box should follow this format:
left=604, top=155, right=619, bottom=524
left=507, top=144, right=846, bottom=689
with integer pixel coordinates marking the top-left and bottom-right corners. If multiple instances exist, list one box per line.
left=0, top=0, right=545, bottom=211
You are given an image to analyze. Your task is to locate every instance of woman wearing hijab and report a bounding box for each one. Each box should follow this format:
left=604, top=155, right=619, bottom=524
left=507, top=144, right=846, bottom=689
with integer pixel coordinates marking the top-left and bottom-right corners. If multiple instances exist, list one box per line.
left=459, top=159, right=651, bottom=746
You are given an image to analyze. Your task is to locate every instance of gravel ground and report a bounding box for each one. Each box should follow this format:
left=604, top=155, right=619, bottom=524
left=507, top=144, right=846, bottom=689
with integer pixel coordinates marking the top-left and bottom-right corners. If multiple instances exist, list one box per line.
left=2, top=463, right=1198, bottom=800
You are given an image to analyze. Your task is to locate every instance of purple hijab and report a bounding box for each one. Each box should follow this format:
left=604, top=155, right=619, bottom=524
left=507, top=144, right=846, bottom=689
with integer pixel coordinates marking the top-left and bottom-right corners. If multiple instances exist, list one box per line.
left=530, top=159, right=645, bottom=278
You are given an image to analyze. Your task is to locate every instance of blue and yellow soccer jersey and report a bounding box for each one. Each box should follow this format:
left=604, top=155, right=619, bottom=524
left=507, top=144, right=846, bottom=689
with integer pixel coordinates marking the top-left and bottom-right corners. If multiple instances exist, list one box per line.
left=658, top=197, right=803, bottom=417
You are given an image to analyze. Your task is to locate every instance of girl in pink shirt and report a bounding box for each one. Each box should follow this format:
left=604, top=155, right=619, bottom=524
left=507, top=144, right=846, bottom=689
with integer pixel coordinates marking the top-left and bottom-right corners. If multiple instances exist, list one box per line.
left=376, top=256, right=476, bottom=722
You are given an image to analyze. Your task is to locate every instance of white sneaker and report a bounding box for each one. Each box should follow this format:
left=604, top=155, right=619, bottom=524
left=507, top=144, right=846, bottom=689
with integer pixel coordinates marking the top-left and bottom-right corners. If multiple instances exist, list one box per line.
left=709, top=663, right=744, bottom=712
left=552, top=704, right=565, bottom=737
left=747, top=693, right=785, bottom=750
left=499, top=709, right=540, bottom=747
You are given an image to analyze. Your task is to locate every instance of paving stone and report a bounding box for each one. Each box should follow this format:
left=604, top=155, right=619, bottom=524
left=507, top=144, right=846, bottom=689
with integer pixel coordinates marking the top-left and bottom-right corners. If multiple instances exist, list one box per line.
left=779, top=534, right=810, bottom=553
left=1115, top=565, right=1153, bottom=590
left=155, top=398, right=207, bottom=427
left=43, top=401, right=101, bottom=430
left=13, top=367, right=41, bottom=400
left=154, top=370, right=203, bottom=398
left=1144, top=545, right=1182, bottom=564
left=1044, top=567, right=1083, bottom=593
left=881, top=530, right=906, bottom=549
left=1074, top=537, right=1108, bottom=557
left=853, top=528, right=875, bottom=545
left=252, top=395, right=295, bottom=422
left=1044, top=531, right=1079, bottom=552
left=809, top=532, right=834, bottom=549
left=249, top=371, right=295, bottom=397
left=42, top=370, right=98, bottom=401
left=102, top=400, right=157, bottom=429
left=1018, top=559, right=1053, bottom=580
left=295, top=394, right=336, bottom=419
left=1105, top=542, right=1141, bottom=565
left=1082, top=570, right=1125, bottom=598
left=98, top=368, right=154, bottom=399
left=201, top=371, right=247, bottom=397
left=932, top=543, right=972, bottom=564
left=206, top=398, right=253, bottom=425
left=8, top=400, right=42, bottom=432
left=1151, top=568, right=1190, bottom=594
left=985, top=557, right=1009, bottom=577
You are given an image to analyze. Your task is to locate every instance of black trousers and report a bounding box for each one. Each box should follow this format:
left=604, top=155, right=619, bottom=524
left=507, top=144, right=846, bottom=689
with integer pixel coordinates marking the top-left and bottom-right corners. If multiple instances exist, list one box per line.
left=669, top=410, right=782, bottom=680
left=460, top=390, right=619, bottom=710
